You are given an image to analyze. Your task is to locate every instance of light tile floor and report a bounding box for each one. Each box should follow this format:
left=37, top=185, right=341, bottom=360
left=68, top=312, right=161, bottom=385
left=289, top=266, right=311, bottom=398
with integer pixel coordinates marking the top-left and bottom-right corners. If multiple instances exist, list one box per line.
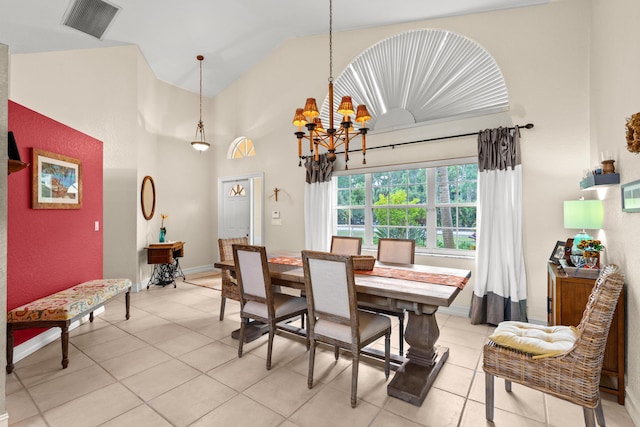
left=6, top=281, right=636, bottom=426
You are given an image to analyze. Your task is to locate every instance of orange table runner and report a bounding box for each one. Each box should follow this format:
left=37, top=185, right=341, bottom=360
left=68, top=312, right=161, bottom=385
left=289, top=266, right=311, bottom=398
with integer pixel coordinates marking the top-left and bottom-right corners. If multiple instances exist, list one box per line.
left=268, top=256, right=467, bottom=289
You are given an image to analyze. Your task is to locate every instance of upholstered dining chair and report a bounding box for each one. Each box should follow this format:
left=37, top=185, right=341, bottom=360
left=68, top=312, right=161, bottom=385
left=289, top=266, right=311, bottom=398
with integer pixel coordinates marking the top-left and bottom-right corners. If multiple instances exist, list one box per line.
left=233, top=244, right=308, bottom=370
left=330, top=235, right=362, bottom=256
left=483, top=264, right=624, bottom=427
left=362, top=238, right=416, bottom=356
left=377, top=238, right=415, bottom=264
left=218, top=236, right=248, bottom=320
left=301, top=250, right=391, bottom=408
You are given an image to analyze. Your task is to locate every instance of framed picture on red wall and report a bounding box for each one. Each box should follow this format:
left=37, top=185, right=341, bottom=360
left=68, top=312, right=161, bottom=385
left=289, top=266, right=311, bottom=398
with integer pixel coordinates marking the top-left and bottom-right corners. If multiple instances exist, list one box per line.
left=31, top=149, right=82, bottom=209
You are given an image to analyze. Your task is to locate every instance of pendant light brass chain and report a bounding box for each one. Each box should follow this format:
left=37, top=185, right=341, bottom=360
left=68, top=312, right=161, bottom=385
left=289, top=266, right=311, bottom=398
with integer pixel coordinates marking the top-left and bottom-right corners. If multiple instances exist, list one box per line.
left=328, top=0, right=333, bottom=83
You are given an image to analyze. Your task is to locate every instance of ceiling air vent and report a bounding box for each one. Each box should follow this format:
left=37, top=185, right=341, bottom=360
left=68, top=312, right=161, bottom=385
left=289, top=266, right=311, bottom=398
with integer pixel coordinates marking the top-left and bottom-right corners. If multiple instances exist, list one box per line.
left=62, top=0, right=121, bottom=40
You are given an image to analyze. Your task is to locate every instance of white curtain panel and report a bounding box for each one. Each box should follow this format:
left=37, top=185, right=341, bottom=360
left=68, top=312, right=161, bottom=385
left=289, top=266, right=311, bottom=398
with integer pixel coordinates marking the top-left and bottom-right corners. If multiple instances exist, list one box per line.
left=304, top=181, right=332, bottom=251
left=304, top=153, right=334, bottom=251
left=470, top=128, right=527, bottom=325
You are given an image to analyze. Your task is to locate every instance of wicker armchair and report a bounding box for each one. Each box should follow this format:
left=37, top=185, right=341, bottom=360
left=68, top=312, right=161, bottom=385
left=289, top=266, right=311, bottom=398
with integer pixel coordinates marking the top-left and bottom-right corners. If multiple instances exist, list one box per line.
left=483, top=264, right=624, bottom=427
left=218, top=237, right=248, bottom=320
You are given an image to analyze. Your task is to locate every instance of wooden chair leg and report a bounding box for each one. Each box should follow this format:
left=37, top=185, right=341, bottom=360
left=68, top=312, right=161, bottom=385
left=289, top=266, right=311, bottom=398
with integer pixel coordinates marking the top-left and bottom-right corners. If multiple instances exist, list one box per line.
left=334, top=345, right=340, bottom=361
left=485, top=373, right=495, bottom=421
left=398, top=312, right=404, bottom=356
left=238, top=317, right=247, bottom=357
left=384, top=331, right=390, bottom=379
left=595, top=400, right=606, bottom=426
left=305, top=315, right=310, bottom=350
left=266, top=324, right=275, bottom=370
left=308, top=340, right=316, bottom=389
left=583, top=407, right=597, bottom=427
left=219, top=296, right=226, bottom=321
left=351, top=353, right=359, bottom=408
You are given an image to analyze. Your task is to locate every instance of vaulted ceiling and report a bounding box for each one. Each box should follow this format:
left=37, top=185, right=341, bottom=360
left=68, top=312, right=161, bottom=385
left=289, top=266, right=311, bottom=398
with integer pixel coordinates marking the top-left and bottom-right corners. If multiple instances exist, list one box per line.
left=0, top=0, right=547, bottom=97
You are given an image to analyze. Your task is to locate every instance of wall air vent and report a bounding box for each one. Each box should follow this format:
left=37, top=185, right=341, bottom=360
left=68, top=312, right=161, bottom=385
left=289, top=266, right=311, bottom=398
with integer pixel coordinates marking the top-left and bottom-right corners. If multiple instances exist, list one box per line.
left=62, top=0, right=121, bottom=40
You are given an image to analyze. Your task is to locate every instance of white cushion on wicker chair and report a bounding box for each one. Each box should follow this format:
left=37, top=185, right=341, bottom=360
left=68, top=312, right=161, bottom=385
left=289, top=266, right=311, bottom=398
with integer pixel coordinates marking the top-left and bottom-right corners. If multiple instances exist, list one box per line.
left=489, top=321, right=577, bottom=358
left=243, top=294, right=307, bottom=319
left=314, top=310, right=391, bottom=343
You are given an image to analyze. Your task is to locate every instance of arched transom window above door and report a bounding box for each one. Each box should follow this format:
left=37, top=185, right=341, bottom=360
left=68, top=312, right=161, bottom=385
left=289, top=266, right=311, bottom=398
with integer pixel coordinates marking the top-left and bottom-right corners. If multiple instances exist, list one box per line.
left=228, top=136, right=255, bottom=159
left=319, top=29, right=509, bottom=132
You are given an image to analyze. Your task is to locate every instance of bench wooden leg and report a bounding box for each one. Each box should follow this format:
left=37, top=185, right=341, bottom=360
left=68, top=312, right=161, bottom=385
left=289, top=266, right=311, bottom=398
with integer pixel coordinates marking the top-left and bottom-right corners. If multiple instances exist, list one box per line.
left=6, top=324, right=14, bottom=374
left=89, top=312, right=94, bottom=322
left=125, top=290, right=130, bottom=320
left=61, top=325, right=69, bottom=369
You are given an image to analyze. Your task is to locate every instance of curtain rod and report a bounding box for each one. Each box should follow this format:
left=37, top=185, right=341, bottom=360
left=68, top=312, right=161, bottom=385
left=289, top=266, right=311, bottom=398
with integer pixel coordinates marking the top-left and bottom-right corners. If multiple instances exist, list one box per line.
left=303, top=123, right=534, bottom=159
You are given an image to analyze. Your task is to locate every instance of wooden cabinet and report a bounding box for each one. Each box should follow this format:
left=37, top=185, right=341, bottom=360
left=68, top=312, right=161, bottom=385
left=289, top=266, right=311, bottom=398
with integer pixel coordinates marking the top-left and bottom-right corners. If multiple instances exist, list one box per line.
left=547, top=263, right=625, bottom=404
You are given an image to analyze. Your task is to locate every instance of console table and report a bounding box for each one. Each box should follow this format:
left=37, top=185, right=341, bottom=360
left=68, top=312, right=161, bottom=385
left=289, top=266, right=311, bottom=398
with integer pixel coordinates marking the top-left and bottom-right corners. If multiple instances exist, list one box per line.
left=146, top=241, right=185, bottom=288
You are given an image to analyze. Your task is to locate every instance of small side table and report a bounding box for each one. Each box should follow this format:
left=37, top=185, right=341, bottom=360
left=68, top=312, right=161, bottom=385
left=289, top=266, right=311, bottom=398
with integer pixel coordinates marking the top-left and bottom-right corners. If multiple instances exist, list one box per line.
left=146, top=242, right=185, bottom=288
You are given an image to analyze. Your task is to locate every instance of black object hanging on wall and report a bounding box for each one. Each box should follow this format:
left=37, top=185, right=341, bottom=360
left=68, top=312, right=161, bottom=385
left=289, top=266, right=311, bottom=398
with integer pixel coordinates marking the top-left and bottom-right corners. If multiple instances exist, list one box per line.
left=8, top=131, right=21, bottom=161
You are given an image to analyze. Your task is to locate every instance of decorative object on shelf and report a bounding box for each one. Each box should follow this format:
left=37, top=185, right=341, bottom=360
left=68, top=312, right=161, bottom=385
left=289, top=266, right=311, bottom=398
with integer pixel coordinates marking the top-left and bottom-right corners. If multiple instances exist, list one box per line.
left=621, top=179, right=640, bottom=213
left=563, top=198, right=603, bottom=254
left=549, top=240, right=566, bottom=265
left=601, top=159, right=616, bottom=174
left=159, top=213, right=168, bottom=242
left=292, top=0, right=371, bottom=168
left=625, top=112, right=640, bottom=153
left=599, top=150, right=616, bottom=174
left=31, top=149, right=82, bottom=209
left=190, top=55, right=210, bottom=152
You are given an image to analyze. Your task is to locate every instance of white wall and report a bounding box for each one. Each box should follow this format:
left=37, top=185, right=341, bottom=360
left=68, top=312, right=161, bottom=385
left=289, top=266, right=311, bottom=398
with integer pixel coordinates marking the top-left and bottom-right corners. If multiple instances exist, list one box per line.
left=590, top=0, right=640, bottom=421
left=212, top=0, right=590, bottom=322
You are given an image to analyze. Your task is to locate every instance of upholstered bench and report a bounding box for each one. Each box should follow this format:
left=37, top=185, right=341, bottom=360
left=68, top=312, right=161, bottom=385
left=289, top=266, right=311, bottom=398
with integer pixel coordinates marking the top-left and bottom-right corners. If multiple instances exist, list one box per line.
left=6, top=278, right=132, bottom=373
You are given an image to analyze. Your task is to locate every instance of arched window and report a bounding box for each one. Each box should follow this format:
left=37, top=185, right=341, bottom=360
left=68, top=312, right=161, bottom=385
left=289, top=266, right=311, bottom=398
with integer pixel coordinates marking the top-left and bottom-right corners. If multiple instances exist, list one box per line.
left=228, top=136, right=255, bottom=159
left=319, top=29, right=508, bottom=132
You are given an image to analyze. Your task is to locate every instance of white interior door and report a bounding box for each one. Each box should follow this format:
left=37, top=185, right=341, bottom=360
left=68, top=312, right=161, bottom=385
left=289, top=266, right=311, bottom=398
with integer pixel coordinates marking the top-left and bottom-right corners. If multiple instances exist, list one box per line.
left=221, top=179, right=251, bottom=239
left=219, top=173, right=264, bottom=245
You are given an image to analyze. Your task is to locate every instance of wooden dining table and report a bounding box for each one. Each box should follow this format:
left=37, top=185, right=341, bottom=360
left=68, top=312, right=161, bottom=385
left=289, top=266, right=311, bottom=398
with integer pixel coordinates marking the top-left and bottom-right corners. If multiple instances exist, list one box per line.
left=214, top=253, right=471, bottom=406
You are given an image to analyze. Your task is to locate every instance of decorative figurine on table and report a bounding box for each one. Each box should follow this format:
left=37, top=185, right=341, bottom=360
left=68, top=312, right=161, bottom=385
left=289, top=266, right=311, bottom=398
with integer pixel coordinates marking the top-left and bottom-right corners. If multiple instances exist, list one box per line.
left=160, top=213, right=168, bottom=242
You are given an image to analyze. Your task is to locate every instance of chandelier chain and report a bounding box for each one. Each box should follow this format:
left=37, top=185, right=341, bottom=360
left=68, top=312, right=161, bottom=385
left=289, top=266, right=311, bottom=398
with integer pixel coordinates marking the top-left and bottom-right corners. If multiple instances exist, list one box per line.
left=329, top=0, right=333, bottom=82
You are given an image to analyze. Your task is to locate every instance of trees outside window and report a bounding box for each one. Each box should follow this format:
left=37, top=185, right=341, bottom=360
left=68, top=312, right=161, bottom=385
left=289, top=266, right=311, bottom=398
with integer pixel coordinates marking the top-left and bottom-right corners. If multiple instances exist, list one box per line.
left=334, top=162, right=477, bottom=253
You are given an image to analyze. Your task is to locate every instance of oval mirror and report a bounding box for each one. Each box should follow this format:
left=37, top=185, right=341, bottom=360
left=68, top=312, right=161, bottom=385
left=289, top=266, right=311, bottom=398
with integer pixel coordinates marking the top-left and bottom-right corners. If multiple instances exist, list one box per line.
left=141, top=176, right=156, bottom=220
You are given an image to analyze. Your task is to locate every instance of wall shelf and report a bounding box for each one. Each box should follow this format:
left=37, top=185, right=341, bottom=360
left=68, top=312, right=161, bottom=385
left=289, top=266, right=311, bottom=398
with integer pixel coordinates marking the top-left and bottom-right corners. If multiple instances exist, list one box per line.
left=580, top=173, right=620, bottom=190
left=8, top=159, right=28, bottom=175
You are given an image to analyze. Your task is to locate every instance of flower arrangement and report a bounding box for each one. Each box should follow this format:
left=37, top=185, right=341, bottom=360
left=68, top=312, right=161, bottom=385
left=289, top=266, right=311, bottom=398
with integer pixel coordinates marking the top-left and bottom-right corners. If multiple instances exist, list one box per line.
left=159, top=214, right=168, bottom=242
left=577, top=239, right=603, bottom=257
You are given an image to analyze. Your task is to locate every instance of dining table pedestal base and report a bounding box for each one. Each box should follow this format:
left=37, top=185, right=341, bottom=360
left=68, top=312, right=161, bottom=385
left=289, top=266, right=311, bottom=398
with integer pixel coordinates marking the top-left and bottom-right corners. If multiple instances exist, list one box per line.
left=387, top=307, right=447, bottom=406
left=387, top=345, right=449, bottom=406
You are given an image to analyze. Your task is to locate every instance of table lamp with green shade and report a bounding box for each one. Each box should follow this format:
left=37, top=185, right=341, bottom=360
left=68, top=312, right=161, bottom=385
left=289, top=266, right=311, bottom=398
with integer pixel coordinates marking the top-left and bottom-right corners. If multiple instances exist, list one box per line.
left=563, top=198, right=604, bottom=254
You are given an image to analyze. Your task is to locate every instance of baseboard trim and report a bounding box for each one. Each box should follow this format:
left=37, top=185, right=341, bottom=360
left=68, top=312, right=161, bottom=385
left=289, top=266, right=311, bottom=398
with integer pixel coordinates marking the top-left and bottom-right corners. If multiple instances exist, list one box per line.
left=625, top=387, right=639, bottom=426
left=438, top=305, right=546, bottom=326
left=12, top=307, right=104, bottom=365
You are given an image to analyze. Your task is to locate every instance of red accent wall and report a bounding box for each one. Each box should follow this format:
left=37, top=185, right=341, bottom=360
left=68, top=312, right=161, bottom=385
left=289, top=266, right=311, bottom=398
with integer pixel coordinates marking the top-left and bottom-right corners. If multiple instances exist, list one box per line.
left=8, top=101, right=103, bottom=345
